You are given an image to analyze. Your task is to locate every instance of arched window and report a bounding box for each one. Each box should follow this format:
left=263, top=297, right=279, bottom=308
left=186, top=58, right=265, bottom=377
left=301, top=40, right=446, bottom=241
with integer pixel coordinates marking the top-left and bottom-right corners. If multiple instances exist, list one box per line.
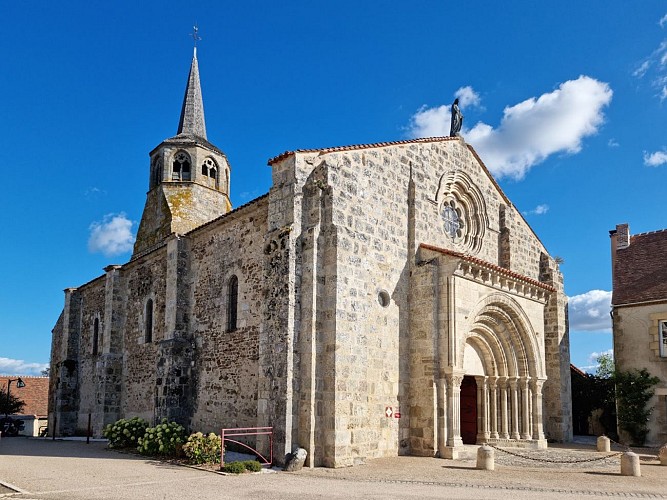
left=172, top=152, right=191, bottom=181
left=145, top=299, right=154, bottom=343
left=201, top=158, right=218, bottom=188
left=227, top=275, right=238, bottom=332
left=92, top=318, right=99, bottom=355
left=152, top=159, right=163, bottom=188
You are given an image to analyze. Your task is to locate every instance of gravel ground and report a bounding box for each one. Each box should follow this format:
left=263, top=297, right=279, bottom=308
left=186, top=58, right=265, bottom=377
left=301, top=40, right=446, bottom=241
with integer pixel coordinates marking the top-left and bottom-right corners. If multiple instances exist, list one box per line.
left=0, top=437, right=665, bottom=500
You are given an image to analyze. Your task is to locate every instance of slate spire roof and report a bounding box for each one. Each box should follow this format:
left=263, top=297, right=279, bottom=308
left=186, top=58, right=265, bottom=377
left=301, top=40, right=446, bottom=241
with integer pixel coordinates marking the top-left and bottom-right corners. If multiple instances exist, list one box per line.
left=177, top=47, right=207, bottom=140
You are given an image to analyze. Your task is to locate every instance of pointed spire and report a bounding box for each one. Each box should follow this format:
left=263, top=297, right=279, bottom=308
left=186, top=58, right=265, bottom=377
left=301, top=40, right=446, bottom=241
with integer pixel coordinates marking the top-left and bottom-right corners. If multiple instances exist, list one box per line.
left=177, top=48, right=207, bottom=139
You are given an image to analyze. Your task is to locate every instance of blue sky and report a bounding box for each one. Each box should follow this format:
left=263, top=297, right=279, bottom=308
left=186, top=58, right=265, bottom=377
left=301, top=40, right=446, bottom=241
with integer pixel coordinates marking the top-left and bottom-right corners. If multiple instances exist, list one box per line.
left=2, top=1, right=666, bottom=376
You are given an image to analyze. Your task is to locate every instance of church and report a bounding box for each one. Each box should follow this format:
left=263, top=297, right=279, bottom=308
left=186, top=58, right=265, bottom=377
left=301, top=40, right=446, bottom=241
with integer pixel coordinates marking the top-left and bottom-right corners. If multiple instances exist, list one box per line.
left=49, top=49, right=572, bottom=467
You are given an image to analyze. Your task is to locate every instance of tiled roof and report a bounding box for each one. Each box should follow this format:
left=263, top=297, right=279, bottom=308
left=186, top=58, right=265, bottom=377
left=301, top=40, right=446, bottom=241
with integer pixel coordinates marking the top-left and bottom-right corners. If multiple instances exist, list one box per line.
left=612, top=229, right=667, bottom=306
left=267, top=136, right=459, bottom=165
left=0, top=376, right=49, bottom=417
left=419, top=243, right=556, bottom=292
left=570, top=364, right=589, bottom=379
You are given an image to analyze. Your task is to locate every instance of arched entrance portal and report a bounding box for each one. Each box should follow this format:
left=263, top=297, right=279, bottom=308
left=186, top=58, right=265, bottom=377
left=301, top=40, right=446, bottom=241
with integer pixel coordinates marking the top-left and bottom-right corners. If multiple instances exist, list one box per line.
left=460, top=376, right=477, bottom=444
left=457, top=295, right=547, bottom=447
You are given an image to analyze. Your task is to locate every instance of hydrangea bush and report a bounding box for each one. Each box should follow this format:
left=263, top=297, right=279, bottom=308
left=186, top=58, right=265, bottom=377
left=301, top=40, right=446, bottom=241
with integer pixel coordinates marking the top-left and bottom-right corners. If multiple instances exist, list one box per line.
left=182, top=432, right=222, bottom=464
left=102, top=417, right=149, bottom=449
left=137, top=419, right=187, bottom=456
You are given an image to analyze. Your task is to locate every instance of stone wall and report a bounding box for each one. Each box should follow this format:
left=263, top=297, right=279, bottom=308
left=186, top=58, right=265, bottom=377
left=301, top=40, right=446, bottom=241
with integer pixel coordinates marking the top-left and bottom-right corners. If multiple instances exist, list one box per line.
left=75, top=279, right=106, bottom=433
left=540, top=254, right=572, bottom=442
left=119, top=247, right=169, bottom=424
left=188, top=197, right=268, bottom=433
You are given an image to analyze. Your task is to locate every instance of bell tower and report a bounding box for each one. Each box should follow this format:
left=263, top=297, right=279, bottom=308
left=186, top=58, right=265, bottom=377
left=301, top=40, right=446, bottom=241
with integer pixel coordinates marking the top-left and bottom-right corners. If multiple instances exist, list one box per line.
left=133, top=47, right=232, bottom=256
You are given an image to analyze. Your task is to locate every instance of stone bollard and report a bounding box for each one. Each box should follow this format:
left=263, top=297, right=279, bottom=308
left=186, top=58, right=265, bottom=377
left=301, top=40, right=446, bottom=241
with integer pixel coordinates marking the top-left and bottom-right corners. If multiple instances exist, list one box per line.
left=659, top=445, right=667, bottom=466
left=620, top=452, right=641, bottom=476
left=597, top=435, right=611, bottom=452
left=476, top=444, right=495, bottom=471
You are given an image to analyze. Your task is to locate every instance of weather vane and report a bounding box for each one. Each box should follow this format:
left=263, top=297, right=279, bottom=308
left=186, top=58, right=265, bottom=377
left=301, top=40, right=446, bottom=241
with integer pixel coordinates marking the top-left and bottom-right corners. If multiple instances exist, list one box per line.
left=191, top=25, right=202, bottom=48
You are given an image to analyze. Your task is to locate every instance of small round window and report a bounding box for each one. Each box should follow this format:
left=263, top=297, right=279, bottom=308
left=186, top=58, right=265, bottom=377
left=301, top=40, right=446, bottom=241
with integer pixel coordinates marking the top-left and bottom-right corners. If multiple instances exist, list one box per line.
left=378, top=290, right=390, bottom=308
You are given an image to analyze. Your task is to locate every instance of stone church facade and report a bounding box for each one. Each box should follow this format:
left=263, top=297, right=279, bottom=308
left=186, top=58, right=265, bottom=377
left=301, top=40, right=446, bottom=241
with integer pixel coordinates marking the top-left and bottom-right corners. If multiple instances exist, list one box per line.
left=49, top=50, right=572, bottom=467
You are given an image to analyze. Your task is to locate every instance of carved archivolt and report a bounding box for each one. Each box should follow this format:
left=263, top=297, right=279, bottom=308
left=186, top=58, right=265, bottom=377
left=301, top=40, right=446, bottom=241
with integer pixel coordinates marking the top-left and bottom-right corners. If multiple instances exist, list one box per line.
left=435, top=170, right=487, bottom=254
left=459, top=294, right=545, bottom=379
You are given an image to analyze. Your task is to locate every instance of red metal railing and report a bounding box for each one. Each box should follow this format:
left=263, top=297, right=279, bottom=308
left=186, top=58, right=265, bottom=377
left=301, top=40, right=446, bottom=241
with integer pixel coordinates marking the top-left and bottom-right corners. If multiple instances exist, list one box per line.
left=220, top=427, right=273, bottom=469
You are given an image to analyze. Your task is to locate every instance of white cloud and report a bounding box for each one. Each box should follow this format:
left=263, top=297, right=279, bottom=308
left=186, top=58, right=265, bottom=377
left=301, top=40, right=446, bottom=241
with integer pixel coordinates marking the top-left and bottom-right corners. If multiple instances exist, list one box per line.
left=607, top=138, right=619, bottom=148
left=88, top=213, right=135, bottom=257
left=454, top=86, right=481, bottom=109
left=660, top=13, right=667, bottom=28
left=0, top=357, right=49, bottom=376
left=408, top=104, right=451, bottom=138
left=643, top=150, right=667, bottom=166
left=568, top=289, right=612, bottom=332
left=408, top=76, right=612, bottom=179
left=523, top=204, right=549, bottom=216
left=406, top=86, right=482, bottom=139
left=579, top=349, right=615, bottom=374
left=633, top=60, right=651, bottom=78
left=84, top=186, right=106, bottom=201
left=588, top=349, right=613, bottom=364
left=634, top=35, right=667, bottom=99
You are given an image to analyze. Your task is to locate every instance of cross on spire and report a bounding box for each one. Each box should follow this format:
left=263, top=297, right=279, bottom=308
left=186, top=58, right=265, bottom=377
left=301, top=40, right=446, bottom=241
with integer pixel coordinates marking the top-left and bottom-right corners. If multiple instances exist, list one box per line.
left=191, top=25, right=202, bottom=48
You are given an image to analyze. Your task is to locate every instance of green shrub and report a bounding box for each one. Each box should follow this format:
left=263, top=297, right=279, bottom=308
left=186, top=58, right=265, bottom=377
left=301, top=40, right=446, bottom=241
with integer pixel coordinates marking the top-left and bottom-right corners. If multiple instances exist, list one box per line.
left=182, top=432, right=222, bottom=464
left=103, top=417, right=149, bottom=449
left=615, top=368, right=660, bottom=446
left=242, top=460, right=262, bottom=472
left=137, top=419, right=187, bottom=457
left=222, top=461, right=246, bottom=474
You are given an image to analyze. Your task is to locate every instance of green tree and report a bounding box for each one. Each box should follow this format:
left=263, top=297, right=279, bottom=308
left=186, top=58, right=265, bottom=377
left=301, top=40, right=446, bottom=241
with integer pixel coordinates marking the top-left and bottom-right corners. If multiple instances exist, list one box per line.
left=595, top=353, right=614, bottom=379
left=1, top=392, right=26, bottom=416
left=592, top=353, right=617, bottom=439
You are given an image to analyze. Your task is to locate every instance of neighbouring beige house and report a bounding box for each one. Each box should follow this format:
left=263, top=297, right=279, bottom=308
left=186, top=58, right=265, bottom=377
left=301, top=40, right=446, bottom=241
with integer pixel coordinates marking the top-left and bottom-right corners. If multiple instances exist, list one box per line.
left=49, top=48, right=572, bottom=467
left=610, top=223, right=667, bottom=446
left=1, top=376, right=49, bottom=436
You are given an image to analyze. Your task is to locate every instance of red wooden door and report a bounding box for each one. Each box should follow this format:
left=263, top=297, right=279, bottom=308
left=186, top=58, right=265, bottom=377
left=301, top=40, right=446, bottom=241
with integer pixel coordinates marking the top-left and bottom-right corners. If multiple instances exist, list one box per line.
left=460, top=376, right=477, bottom=444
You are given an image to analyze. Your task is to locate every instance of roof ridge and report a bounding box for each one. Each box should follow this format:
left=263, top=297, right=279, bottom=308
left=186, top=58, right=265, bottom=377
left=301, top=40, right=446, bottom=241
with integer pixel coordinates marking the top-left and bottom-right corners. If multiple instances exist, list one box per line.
left=267, top=136, right=459, bottom=165
left=632, top=228, right=667, bottom=237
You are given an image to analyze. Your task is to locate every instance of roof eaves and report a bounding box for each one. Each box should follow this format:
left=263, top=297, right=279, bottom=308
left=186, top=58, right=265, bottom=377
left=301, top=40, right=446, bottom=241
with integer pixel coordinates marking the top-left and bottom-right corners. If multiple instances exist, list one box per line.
left=419, top=243, right=556, bottom=292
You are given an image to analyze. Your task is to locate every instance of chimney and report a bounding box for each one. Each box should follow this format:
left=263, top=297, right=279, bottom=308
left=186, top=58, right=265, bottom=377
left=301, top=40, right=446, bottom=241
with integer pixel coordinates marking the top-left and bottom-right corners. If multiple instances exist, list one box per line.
left=610, top=223, right=630, bottom=284
left=615, top=223, right=630, bottom=250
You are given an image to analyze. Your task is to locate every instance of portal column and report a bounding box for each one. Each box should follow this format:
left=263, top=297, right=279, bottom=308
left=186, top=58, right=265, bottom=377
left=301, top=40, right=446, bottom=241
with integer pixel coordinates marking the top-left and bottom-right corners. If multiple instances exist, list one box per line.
left=531, top=378, right=546, bottom=441
left=498, top=377, right=509, bottom=439
left=475, top=376, right=488, bottom=442
left=520, top=378, right=531, bottom=440
left=509, top=377, right=520, bottom=440
left=445, top=372, right=464, bottom=448
left=489, top=377, right=498, bottom=439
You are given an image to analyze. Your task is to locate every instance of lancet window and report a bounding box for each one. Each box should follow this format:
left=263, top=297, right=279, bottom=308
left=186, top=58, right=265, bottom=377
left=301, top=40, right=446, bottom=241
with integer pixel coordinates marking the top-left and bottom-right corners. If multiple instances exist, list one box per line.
left=227, top=275, right=238, bottom=332
left=172, top=152, right=191, bottom=181
left=145, top=299, right=154, bottom=343
left=92, top=317, right=100, bottom=355
left=201, top=157, right=218, bottom=188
